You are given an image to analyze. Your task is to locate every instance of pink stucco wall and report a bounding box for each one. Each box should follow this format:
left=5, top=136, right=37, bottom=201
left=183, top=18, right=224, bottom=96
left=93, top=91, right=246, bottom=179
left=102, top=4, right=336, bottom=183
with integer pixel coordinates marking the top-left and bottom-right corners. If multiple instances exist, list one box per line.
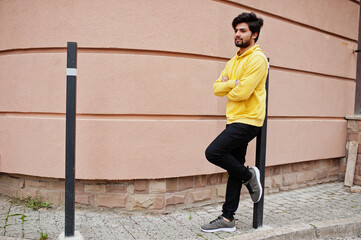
left=0, top=0, right=358, bottom=180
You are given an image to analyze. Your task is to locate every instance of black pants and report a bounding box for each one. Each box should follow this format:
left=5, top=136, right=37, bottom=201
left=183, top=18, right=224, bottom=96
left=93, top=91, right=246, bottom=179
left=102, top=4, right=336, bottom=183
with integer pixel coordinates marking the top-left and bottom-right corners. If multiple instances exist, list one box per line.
left=205, top=123, right=260, bottom=220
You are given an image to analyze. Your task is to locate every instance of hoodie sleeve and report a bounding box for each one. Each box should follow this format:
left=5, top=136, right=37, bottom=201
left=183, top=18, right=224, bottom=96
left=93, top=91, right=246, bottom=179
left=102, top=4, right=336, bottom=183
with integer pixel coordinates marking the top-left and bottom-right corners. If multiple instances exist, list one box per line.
left=213, top=60, right=237, bottom=97
left=226, top=55, right=267, bottom=101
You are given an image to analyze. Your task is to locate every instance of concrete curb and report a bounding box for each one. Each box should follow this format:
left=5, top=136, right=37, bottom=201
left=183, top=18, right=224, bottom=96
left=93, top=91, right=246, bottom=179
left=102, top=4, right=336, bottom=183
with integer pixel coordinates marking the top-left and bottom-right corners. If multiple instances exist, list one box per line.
left=228, top=217, right=361, bottom=240
left=0, top=237, right=27, bottom=240
left=314, top=217, right=361, bottom=239
left=0, top=218, right=360, bottom=240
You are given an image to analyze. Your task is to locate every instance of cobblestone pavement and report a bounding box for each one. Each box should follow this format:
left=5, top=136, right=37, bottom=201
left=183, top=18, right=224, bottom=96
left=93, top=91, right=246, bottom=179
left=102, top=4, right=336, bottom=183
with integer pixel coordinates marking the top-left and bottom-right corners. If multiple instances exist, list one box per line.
left=0, top=181, right=360, bottom=240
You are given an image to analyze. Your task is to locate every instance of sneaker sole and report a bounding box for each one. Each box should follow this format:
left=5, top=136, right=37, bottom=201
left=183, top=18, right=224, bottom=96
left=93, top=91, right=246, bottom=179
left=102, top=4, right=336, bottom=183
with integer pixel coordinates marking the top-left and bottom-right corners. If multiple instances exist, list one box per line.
left=252, top=166, right=263, bottom=203
left=200, top=226, right=236, bottom=233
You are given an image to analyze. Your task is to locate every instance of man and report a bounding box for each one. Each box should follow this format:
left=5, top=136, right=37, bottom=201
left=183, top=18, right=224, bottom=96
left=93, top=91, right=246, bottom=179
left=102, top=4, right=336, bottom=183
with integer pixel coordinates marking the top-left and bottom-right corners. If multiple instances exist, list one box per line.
left=201, top=12, right=268, bottom=233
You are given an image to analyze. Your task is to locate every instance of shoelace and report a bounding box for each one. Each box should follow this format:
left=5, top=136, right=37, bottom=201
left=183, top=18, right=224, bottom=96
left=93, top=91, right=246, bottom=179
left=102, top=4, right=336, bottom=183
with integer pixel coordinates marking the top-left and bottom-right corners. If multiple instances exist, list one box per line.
left=209, top=216, right=223, bottom=224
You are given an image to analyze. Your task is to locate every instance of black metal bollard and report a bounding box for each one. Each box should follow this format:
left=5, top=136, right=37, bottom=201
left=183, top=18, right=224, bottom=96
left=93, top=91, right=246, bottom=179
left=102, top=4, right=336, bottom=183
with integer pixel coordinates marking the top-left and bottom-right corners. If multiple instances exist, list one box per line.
left=65, top=42, right=77, bottom=237
left=253, top=59, right=270, bottom=229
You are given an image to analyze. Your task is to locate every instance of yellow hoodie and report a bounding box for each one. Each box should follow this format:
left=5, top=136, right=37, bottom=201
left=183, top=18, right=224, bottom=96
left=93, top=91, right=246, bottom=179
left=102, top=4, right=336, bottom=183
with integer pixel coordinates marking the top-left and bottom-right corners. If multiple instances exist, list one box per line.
left=213, top=45, right=268, bottom=127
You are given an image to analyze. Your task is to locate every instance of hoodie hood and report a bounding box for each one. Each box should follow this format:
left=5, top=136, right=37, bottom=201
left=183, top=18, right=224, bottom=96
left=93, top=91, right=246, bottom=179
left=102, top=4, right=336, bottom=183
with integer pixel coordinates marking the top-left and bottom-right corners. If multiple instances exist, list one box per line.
left=236, top=45, right=263, bottom=58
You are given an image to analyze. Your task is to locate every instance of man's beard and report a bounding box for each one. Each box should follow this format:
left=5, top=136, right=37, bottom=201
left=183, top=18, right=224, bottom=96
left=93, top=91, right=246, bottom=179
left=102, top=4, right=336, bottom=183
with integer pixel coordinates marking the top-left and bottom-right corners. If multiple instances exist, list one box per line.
left=235, top=38, right=251, bottom=48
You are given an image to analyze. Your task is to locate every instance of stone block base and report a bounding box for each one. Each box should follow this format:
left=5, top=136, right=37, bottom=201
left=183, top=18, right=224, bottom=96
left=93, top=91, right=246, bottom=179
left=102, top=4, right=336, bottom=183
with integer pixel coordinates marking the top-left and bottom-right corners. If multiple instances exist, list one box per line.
left=0, top=158, right=342, bottom=211
left=345, top=116, right=361, bottom=186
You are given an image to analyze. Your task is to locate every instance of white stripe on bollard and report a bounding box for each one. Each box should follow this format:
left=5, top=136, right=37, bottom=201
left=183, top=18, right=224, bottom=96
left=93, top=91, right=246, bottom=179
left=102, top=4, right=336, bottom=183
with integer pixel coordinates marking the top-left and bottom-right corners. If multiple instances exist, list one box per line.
left=67, top=68, right=77, bottom=76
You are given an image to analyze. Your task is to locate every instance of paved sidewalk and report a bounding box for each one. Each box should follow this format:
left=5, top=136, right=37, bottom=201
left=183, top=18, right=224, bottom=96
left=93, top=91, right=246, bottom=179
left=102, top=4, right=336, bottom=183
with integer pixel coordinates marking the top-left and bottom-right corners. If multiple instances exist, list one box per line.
left=0, top=181, right=360, bottom=240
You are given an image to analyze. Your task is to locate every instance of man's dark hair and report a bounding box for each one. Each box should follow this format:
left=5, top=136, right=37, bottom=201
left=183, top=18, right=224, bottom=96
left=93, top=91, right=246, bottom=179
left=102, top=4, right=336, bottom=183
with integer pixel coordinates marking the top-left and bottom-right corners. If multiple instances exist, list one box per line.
left=232, top=12, right=264, bottom=43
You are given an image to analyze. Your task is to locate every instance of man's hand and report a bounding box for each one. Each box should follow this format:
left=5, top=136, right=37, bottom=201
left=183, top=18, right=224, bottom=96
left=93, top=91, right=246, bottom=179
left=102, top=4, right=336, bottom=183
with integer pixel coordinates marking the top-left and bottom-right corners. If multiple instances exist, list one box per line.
left=222, top=76, right=229, bottom=82
left=222, top=76, right=240, bottom=86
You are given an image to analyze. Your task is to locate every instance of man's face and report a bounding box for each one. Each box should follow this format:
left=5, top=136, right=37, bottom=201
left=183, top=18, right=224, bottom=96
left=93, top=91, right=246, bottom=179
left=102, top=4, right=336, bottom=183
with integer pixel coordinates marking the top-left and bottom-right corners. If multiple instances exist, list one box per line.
left=234, top=22, right=255, bottom=48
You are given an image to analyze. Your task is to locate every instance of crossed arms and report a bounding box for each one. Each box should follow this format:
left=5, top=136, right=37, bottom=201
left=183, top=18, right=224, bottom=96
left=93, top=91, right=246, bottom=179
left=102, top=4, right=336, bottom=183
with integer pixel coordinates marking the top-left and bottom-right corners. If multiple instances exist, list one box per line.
left=213, top=56, right=267, bottom=101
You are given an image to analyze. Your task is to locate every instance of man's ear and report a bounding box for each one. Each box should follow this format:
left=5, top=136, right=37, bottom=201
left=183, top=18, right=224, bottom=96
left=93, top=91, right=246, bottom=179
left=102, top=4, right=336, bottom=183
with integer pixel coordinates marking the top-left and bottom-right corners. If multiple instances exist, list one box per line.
left=252, top=32, right=258, bottom=40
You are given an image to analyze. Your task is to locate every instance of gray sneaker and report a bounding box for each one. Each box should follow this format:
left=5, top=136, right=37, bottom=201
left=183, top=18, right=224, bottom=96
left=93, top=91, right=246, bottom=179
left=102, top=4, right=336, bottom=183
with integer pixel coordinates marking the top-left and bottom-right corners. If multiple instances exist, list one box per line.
left=200, top=216, right=236, bottom=233
left=244, top=166, right=263, bottom=203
